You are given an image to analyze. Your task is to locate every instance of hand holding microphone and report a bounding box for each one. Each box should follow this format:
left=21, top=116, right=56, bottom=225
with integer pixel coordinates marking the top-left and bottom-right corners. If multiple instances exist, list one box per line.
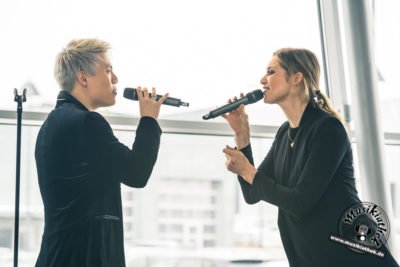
left=123, top=87, right=189, bottom=107
left=202, top=89, right=264, bottom=120
left=131, top=87, right=169, bottom=119
left=123, top=87, right=189, bottom=119
left=203, top=89, right=264, bottom=148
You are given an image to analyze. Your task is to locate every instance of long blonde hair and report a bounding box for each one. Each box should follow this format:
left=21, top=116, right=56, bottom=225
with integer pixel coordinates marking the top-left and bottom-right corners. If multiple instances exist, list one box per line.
left=273, top=48, right=345, bottom=125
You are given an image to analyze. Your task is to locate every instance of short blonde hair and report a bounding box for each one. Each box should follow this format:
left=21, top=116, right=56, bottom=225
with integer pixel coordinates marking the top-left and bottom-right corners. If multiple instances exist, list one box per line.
left=54, top=38, right=111, bottom=92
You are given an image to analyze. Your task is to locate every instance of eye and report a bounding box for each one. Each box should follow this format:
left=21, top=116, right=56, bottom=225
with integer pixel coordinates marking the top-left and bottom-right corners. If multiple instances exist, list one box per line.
left=267, top=69, right=275, bottom=75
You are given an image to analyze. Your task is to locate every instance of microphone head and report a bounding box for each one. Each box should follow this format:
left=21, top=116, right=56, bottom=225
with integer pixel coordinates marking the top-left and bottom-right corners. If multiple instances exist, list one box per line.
left=246, top=89, right=264, bottom=103
left=123, top=88, right=138, bottom=100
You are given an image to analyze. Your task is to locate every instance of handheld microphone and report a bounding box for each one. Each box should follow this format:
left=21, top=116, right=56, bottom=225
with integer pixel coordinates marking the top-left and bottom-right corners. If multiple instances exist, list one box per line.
left=123, top=88, right=189, bottom=107
left=202, top=89, right=264, bottom=120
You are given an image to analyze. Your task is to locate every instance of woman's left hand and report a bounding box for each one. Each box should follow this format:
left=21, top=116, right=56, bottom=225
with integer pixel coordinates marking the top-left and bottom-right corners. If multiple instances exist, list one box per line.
left=223, top=145, right=257, bottom=184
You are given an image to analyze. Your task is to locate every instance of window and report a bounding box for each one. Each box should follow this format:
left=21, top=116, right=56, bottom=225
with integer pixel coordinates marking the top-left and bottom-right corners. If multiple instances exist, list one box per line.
left=0, top=0, right=321, bottom=127
left=373, top=0, right=400, bottom=133
left=0, top=0, right=325, bottom=266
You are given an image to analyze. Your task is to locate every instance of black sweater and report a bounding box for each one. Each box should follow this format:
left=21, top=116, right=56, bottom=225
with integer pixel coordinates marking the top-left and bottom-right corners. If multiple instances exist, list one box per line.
left=238, top=102, right=399, bottom=267
left=35, top=91, right=161, bottom=267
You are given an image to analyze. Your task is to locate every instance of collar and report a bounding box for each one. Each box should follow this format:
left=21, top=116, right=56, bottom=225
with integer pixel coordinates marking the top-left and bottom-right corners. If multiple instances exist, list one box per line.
left=56, top=91, right=89, bottom=111
left=298, top=100, right=318, bottom=128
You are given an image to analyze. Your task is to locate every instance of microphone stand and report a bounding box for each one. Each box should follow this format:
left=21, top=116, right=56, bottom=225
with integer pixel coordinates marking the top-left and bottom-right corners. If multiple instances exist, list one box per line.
left=13, top=88, right=27, bottom=267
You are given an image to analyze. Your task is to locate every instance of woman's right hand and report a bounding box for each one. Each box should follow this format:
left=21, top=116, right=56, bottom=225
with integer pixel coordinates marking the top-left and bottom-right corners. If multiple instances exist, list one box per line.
left=222, top=93, right=250, bottom=148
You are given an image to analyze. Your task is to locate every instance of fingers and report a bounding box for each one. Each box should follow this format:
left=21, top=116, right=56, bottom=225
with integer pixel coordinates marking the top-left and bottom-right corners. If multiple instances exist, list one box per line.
left=136, top=86, right=143, bottom=100
left=158, top=92, right=169, bottom=105
left=223, top=145, right=238, bottom=171
left=238, top=104, right=245, bottom=113
left=225, top=93, right=246, bottom=115
left=143, top=87, right=149, bottom=98
left=137, top=86, right=158, bottom=101
left=222, top=145, right=237, bottom=156
left=137, top=86, right=150, bottom=99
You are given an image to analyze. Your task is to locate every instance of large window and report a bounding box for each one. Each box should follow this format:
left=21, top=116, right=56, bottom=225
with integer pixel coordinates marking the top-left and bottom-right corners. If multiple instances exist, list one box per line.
left=0, top=0, right=321, bottom=126
left=373, top=0, right=400, bottom=133
left=0, top=121, right=288, bottom=266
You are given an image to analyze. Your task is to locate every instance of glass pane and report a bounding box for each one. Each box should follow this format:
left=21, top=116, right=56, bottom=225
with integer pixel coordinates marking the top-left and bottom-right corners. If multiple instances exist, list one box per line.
left=0, top=123, right=287, bottom=266
left=374, top=1, right=400, bottom=133
left=384, top=144, right=400, bottom=258
left=352, top=142, right=400, bottom=258
left=0, top=0, right=322, bottom=126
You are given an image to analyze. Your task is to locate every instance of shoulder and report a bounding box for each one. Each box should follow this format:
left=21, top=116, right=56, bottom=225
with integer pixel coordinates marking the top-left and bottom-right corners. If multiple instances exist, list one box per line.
left=45, top=104, right=89, bottom=131
left=306, top=108, right=349, bottom=145
left=313, top=109, right=346, bottom=134
left=85, top=111, right=111, bottom=129
left=81, top=112, right=116, bottom=146
left=85, top=111, right=109, bottom=124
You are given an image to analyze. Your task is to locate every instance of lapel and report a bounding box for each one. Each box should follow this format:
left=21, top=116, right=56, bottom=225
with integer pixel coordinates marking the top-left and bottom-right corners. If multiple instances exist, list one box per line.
left=274, top=101, right=317, bottom=186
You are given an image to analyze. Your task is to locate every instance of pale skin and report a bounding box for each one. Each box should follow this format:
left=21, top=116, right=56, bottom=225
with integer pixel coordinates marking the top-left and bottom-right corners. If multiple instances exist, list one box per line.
left=223, top=56, right=310, bottom=184
left=71, top=52, right=169, bottom=118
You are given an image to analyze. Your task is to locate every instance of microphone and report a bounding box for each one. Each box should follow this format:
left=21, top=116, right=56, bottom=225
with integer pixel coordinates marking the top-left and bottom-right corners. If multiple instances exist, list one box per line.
left=202, top=89, right=264, bottom=120
left=123, top=88, right=189, bottom=107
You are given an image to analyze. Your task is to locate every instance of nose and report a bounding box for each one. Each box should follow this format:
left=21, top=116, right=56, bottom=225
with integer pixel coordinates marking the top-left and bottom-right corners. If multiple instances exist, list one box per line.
left=112, top=72, right=118, bottom=84
left=260, top=73, right=267, bottom=85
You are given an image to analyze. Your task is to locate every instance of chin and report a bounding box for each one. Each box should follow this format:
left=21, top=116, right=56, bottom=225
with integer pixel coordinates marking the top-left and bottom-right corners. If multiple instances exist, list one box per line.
left=102, top=100, right=115, bottom=108
left=108, top=97, right=116, bottom=106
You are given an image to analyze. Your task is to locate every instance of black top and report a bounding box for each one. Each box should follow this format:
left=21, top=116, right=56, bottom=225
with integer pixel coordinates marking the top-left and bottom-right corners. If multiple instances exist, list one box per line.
left=35, top=91, right=162, bottom=267
left=238, top=102, right=399, bottom=267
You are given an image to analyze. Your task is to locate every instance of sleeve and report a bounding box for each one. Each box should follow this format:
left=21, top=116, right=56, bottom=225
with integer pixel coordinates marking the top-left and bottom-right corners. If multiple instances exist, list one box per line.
left=84, top=112, right=162, bottom=188
left=249, top=117, right=350, bottom=219
left=237, top=140, right=276, bottom=204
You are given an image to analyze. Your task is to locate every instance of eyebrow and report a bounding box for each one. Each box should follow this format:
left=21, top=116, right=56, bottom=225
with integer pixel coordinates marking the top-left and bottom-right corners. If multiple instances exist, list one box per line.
left=268, top=64, right=279, bottom=69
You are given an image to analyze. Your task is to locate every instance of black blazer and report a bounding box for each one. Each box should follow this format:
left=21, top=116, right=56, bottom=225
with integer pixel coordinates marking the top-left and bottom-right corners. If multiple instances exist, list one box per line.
left=35, top=91, right=162, bottom=267
left=238, top=102, right=399, bottom=267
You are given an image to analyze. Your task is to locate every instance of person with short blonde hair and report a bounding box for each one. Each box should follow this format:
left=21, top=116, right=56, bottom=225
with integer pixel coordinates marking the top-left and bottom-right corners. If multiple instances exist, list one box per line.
left=54, top=39, right=111, bottom=93
left=35, top=38, right=168, bottom=266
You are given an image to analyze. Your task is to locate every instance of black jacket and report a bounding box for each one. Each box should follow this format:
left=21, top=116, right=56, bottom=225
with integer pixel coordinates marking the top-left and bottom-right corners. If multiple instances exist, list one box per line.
left=238, top=102, right=399, bottom=267
left=35, top=91, right=162, bottom=267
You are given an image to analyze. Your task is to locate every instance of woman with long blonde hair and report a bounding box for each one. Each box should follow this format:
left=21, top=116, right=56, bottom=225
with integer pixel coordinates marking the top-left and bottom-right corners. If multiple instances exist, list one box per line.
left=222, top=48, right=399, bottom=267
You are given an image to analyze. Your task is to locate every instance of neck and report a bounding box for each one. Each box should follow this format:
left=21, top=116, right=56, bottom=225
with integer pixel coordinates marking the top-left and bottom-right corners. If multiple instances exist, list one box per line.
left=70, top=87, right=95, bottom=111
left=279, top=97, right=309, bottom=128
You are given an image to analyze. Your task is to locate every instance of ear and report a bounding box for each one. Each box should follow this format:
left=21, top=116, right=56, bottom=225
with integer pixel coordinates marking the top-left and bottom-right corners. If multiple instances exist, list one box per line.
left=293, top=72, right=303, bottom=85
left=77, top=71, right=88, bottom=88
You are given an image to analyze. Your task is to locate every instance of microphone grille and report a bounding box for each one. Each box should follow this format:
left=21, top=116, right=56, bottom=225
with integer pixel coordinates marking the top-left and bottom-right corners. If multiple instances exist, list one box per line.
left=123, top=88, right=137, bottom=100
left=247, top=89, right=264, bottom=103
